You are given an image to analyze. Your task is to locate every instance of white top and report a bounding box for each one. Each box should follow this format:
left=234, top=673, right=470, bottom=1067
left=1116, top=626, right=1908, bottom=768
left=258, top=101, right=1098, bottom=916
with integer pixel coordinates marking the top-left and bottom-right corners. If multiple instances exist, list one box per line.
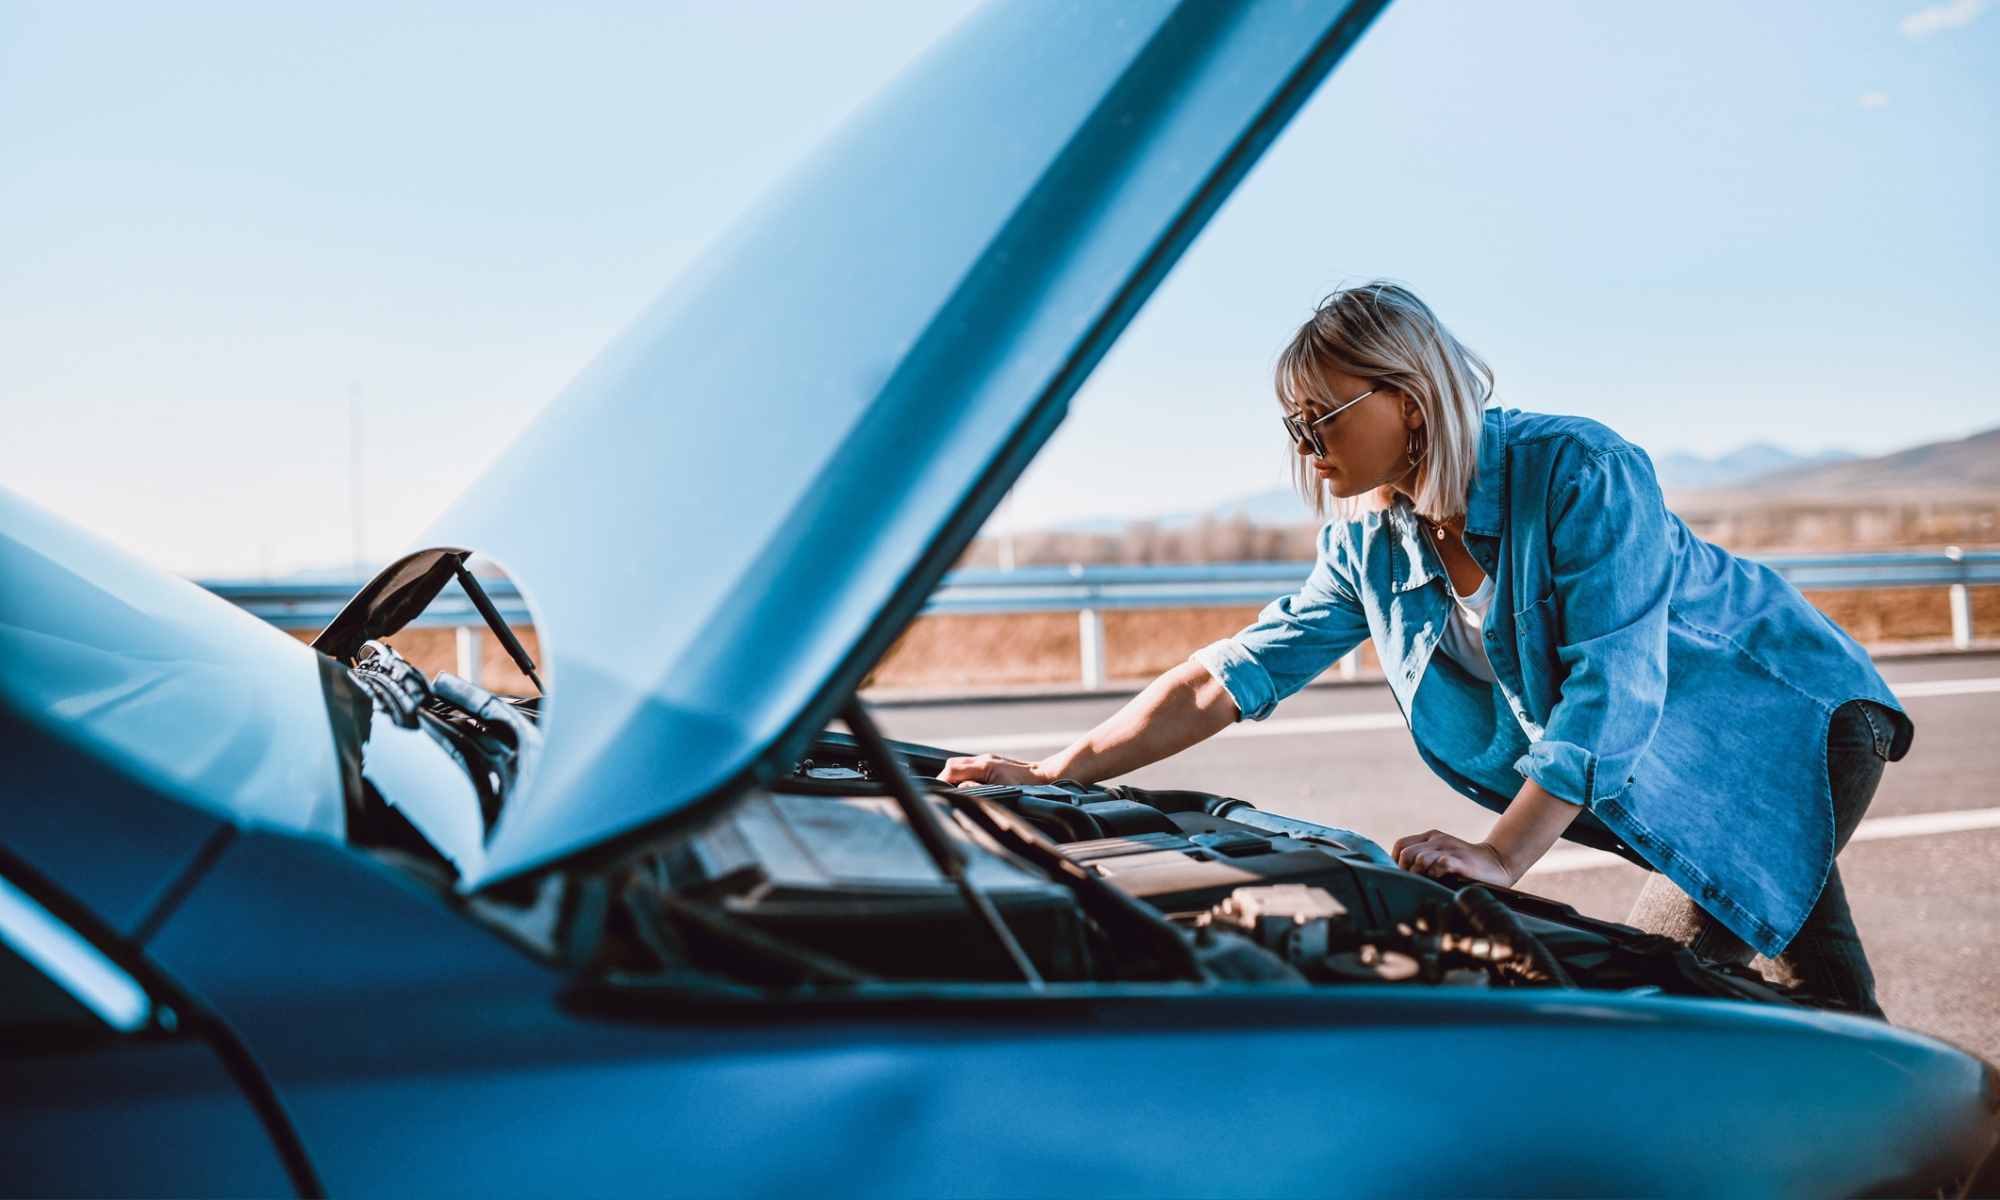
left=1436, top=572, right=1499, bottom=684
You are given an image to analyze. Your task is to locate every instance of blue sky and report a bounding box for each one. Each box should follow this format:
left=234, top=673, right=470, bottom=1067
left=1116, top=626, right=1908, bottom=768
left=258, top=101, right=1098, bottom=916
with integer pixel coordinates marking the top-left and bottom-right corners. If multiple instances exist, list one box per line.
left=2, top=0, right=1994, bottom=576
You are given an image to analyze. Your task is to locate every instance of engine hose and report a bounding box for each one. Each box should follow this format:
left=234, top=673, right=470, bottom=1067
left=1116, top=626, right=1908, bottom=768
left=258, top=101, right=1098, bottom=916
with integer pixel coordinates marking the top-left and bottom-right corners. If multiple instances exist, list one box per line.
left=940, top=790, right=1206, bottom=983
left=1106, top=786, right=1246, bottom=816
left=1013, top=795, right=1105, bottom=842
left=433, top=671, right=543, bottom=755
left=1452, top=886, right=1576, bottom=988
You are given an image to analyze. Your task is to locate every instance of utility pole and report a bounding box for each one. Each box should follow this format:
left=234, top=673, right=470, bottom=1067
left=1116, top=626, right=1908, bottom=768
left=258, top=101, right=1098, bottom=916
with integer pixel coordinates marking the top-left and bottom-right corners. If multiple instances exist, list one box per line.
left=349, top=383, right=365, bottom=578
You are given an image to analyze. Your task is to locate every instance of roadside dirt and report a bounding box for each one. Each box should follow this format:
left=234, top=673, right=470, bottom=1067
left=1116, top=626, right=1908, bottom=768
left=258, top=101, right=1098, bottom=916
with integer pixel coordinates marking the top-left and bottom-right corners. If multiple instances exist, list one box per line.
left=863, top=585, right=1998, bottom=689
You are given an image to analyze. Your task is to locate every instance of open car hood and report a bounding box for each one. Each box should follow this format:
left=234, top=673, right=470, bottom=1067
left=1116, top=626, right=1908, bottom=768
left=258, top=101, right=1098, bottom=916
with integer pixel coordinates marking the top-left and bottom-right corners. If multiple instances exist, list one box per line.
left=433, top=0, right=1388, bottom=887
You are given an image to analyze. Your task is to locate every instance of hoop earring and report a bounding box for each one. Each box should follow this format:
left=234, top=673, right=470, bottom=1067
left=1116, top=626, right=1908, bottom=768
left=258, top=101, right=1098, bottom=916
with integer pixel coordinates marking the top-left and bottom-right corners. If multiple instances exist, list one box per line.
left=1406, top=429, right=1421, bottom=467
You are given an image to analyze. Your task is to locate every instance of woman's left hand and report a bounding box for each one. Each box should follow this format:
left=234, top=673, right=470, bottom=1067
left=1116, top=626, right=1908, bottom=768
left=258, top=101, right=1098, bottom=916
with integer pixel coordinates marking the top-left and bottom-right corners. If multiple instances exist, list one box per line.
left=1393, top=829, right=1514, bottom=887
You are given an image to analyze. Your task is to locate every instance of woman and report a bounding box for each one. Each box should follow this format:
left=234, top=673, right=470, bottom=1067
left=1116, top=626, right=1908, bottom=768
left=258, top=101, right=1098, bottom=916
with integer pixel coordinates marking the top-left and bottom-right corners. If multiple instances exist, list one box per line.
left=943, top=282, right=1910, bottom=1016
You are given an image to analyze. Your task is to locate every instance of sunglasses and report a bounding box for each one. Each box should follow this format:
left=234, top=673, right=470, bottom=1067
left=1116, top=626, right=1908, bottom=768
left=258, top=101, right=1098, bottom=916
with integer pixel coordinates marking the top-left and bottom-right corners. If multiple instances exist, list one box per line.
left=1281, top=386, right=1380, bottom=457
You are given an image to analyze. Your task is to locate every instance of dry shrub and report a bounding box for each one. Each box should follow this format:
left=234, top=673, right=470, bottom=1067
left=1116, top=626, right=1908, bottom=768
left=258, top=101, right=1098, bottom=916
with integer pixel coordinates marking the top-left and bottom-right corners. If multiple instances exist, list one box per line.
left=872, top=586, right=1991, bottom=690
left=1803, top=586, right=1998, bottom=644
left=866, top=612, right=1083, bottom=687
left=868, top=607, right=1384, bottom=688
left=290, top=626, right=544, bottom=696
left=1102, top=607, right=1265, bottom=679
left=282, top=585, right=1991, bottom=697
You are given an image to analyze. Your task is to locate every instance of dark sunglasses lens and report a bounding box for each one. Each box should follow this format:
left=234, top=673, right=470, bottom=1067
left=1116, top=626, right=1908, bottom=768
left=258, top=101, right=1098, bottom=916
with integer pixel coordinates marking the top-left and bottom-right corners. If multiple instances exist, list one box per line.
left=1283, top=416, right=1314, bottom=455
left=1283, top=416, right=1322, bottom=457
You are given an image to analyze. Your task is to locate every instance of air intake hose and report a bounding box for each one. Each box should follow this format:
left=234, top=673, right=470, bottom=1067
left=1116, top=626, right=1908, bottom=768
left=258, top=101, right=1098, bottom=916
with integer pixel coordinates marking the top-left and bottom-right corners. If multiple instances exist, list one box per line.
left=1452, top=886, right=1575, bottom=988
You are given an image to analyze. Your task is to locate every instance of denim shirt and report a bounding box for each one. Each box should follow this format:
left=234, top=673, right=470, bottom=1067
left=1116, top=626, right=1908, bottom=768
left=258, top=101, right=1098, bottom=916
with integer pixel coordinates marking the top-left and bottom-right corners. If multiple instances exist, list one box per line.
left=1193, top=408, right=1911, bottom=958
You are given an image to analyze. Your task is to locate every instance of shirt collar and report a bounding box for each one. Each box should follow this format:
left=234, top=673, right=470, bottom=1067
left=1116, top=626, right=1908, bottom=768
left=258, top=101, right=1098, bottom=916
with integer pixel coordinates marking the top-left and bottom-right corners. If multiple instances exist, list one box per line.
left=1464, top=406, right=1506, bottom=539
left=1385, top=501, right=1437, bottom=592
left=1386, top=406, right=1505, bottom=592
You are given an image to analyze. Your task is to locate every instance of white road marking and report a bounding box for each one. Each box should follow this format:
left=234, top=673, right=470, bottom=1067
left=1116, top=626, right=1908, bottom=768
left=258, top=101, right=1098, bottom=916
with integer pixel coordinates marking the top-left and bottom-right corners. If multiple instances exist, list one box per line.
left=934, top=710, right=1406, bottom=753
left=1218, top=712, right=1408, bottom=738
left=1525, top=806, right=2000, bottom=877
left=1890, top=676, right=2000, bottom=698
left=933, top=676, right=1999, bottom=755
left=1523, top=846, right=1633, bottom=876
left=1846, top=807, right=2000, bottom=841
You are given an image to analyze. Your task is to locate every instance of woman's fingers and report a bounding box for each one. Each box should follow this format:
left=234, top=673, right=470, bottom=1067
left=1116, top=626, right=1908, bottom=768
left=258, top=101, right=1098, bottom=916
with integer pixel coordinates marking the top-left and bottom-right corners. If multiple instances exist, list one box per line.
left=1393, top=833, right=1513, bottom=886
left=1392, top=830, right=1444, bottom=862
left=1395, top=831, right=1451, bottom=871
left=939, top=753, right=1041, bottom=786
left=1395, top=830, right=1483, bottom=878
left=938, top=754, right=995, bottom=783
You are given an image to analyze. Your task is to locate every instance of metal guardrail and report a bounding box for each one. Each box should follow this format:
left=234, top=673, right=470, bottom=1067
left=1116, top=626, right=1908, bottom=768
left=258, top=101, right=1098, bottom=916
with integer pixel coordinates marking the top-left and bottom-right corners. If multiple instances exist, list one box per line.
left=1755, top=552, right=2000, bottom=591
left=205, top=549, right=1994, bottom=689
left=203, top=551, right=1999, bottom=628
left=204, top=551, right=1992, bottom=689
left=923, top=562, right=1317, bottom=615
left=924, top=553, right=2000, bottom=614
left=201, top=579, right=532, bottom=632
left=917, top=552, right=1997, bottom=684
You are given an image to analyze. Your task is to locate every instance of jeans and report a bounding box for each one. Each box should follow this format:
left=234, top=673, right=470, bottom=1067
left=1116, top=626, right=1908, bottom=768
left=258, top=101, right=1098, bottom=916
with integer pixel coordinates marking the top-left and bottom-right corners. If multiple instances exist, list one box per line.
left=1625, top=700, right=1896, bottom=1017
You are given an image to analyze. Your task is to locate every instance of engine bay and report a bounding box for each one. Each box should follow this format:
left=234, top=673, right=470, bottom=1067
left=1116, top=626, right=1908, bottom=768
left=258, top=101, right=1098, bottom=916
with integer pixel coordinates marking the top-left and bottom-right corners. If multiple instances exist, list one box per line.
left=550, top=732, right=1814, bottom=1007
left=335, top=641, right=1814, bottom=1009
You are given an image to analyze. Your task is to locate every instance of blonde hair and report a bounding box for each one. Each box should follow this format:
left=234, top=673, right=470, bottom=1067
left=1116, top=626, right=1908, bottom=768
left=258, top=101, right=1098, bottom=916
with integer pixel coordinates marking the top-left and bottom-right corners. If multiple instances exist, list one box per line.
left=1275, top=282, right=1492, bottom=521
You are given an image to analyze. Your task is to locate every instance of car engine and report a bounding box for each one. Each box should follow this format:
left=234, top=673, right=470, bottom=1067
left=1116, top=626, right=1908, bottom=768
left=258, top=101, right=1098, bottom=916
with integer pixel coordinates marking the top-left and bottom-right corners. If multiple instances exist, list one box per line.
left=334, top=643, right=1811, bottom=1008
left=495, top=730, right=1817, bottom=1008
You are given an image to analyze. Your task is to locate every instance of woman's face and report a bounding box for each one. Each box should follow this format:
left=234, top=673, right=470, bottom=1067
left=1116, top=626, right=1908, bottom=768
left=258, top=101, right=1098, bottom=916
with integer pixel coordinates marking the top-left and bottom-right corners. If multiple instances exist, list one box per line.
left=1291, top=366, right=1425, bottom=499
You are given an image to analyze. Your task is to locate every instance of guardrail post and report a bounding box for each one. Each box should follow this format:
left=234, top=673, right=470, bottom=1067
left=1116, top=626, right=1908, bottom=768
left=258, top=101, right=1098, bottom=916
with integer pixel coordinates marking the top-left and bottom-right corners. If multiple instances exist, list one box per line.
left=1946, top=547, right=1972, bottom=649
left=1079, top=608, right=1105, bottom=690
left=455, top=626, right=484, bottom=687
left=1949, top=585, right=1972, bottom=649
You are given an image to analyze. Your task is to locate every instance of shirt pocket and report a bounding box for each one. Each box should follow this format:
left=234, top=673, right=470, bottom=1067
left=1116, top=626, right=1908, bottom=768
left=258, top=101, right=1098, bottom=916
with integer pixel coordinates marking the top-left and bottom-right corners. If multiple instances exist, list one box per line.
left=1512, top=591, right=1566, bottom=719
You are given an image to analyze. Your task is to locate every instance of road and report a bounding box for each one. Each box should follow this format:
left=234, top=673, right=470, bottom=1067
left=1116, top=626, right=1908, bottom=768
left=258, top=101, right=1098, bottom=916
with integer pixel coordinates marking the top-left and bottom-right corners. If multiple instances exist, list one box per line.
left=872, top=651, right=2000, bottom=1061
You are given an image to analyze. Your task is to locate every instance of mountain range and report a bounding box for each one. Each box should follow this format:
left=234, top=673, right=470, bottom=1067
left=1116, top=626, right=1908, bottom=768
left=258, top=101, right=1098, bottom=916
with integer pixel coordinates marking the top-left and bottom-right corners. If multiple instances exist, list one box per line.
left=1048, top=426, right=1998, bottom=533
left=1673, top=426, right=2000, bottom=504
left=1652, top=445, right=1859, bottom=490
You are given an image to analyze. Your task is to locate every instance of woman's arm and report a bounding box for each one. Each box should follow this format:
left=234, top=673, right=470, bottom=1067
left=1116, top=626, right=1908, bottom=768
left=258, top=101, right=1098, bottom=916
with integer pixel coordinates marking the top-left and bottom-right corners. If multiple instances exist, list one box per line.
left=1393, top=779, right=1581, bottom=887
left=939, top=660, right=1239, bottom=787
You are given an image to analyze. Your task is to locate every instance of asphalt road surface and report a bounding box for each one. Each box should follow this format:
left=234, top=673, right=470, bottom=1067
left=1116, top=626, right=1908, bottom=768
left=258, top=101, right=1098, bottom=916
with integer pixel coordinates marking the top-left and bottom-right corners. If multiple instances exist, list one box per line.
left=873, top=651, right=2000, bottom=1062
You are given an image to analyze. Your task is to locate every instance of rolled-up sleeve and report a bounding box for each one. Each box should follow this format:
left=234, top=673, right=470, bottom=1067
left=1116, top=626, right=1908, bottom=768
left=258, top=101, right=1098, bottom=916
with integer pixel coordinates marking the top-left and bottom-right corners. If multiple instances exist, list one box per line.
left=1514, top=448, right=1673, bottom=806
left=1190, top=524, right=1371, bottom=722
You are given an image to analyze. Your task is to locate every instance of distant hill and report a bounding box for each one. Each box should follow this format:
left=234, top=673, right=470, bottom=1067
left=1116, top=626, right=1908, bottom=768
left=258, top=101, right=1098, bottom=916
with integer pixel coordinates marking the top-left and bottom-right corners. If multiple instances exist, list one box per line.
left=1652, top=444, right=1858, bottom=490
left=1049, top=487, right=1316, bottom=535
left=997, top=426, right=2000, bottom=566
left=1049, top=440, right=1901, bottom=534
left=1671, top=425, right=2000, bottom=506
left=1663, top=425, right=1999, bottom=552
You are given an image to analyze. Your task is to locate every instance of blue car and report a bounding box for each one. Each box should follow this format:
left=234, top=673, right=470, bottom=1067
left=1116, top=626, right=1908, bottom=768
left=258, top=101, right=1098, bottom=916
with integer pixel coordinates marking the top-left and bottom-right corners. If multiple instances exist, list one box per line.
left=3, top=1, right=1996, bottom=1195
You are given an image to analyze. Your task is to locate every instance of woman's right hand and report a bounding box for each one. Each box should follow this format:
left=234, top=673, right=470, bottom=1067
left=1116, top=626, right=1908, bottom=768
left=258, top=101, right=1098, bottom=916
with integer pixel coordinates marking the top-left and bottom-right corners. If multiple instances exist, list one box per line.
left=939, top=753, right=1050, bottom=787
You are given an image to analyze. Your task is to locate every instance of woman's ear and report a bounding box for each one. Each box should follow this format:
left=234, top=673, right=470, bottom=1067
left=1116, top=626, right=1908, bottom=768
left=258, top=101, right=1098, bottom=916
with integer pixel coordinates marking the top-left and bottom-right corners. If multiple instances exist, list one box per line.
left=1402, top=392, right=1425, bottom=429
